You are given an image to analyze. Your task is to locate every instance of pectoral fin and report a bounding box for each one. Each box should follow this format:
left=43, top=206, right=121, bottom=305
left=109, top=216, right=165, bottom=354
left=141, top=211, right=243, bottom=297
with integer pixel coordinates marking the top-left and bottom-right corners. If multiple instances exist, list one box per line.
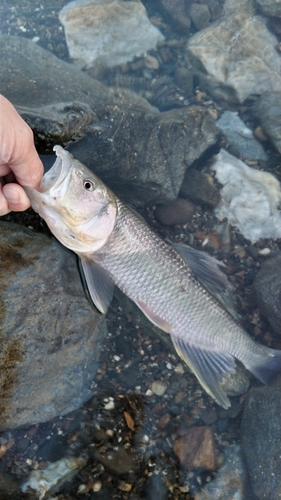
left=79, top=256, right=114, bottom=314
left=135, top=298, right=173, bottom=334
left=171, top=335, right=237, bottom=409
left=172, top=243, right=228, bottom=293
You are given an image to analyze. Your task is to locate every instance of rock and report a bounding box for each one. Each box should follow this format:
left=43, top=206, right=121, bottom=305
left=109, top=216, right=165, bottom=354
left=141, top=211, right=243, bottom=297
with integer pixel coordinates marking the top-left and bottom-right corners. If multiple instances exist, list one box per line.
left=252, top=253, right=281, bottom=334
left=185, top=0, right=281, bottom=103
left=180, top=169, right=221, bottom=207
left=241, top=375, right=281, bottom=499
left=151, top=380, right=167, bottom=396
left=158, top=0, right=191, bottom=30
left=154, top=198, right=195, bottom=226
left=0, top=471, right=27, bottom=500
left=0, top=35, right=218, bottom=207
left=94, top=447, right=135, bottom=475
left=189, top=3, right=211, bottom=31
left=173, top=426, right=216, bottom=470
left=21, top=456, right=87, bottom=499
left=194, top=444, right=247, bottom=500
left=66, top=105, right=218, bottom=206
left=0, top=222, right=105, bottom=430
left=256, top=0, right=281, bottom=18
left=211, top=149, right=281, bottom=242
left=216, top=111, right=268, bottom=161
left=58, top=0, right=165, bottom=68
left=253, top=91, right=281, bottom=153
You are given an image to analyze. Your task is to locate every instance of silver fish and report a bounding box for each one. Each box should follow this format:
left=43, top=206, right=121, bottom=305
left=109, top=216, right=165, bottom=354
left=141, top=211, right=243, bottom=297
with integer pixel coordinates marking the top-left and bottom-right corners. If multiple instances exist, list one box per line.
left=24, top=146, right=281, bottom=408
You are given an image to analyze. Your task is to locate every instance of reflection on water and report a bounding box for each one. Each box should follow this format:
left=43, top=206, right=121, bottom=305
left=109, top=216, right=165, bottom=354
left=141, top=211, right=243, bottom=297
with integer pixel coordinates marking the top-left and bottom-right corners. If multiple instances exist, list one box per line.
left=0, top=0, right=281, bottom=499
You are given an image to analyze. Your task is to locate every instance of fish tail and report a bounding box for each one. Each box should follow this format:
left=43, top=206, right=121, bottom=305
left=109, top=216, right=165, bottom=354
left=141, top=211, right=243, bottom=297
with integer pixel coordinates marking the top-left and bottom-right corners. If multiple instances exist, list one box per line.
left=247, top=347, right=281, bottom=385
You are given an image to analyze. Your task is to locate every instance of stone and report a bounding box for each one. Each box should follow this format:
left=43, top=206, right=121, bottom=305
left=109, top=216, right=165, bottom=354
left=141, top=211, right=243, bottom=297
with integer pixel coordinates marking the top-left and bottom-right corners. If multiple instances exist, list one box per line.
left=154, top=198, right=195, bottom=226
left=253, top=91, right=281, bottom=153
left=189, top=3, right=211, bottom=31
left=0, top=222, right=105, bottom=430
left=211, top=149, right=281, bottom=242
left=252, top=254, right=281, bottom=334
left=158, top=0, right=191, bottom=30
left=216, top=111, right=268, bottom=161
left=0, top=35, right=218, bottom=207
left=194, top=445, right=246, bottom=500
left=185, top=0, right=281, bottom=103
left=241, top=375, right=281, bottom=499
left=59, top=0, right=165, bottom=68
left=256, top=0, right=281, bottom=17
left=173, top=426, right=216, bottom=470
left=180, top=169, right=221, bottom=207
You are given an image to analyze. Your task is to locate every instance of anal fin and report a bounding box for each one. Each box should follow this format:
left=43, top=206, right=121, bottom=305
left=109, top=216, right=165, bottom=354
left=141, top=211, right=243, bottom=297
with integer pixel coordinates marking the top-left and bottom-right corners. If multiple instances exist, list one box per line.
left=171, top=335, right=237, bottom=409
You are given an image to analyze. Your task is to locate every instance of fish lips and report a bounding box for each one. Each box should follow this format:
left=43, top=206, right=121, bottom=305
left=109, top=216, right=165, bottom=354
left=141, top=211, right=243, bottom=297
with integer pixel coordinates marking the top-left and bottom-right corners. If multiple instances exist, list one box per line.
left=40, top=145, right=70, bottom=198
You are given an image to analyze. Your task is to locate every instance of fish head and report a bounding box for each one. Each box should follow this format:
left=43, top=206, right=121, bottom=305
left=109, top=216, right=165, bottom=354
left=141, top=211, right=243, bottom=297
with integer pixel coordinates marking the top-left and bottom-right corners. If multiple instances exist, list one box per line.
left=24, top=145, right=117, bottom=253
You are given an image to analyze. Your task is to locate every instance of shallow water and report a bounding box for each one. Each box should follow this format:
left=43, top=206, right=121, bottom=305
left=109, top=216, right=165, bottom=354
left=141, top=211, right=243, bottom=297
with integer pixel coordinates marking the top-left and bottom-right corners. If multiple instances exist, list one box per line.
left=0, top=1, right=281, bottom=499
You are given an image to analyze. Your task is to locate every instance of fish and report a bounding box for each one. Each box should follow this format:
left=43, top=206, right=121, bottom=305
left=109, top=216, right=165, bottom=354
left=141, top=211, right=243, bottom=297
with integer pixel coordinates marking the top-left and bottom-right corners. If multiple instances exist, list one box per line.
left=24, top=145, right=281, bottom=409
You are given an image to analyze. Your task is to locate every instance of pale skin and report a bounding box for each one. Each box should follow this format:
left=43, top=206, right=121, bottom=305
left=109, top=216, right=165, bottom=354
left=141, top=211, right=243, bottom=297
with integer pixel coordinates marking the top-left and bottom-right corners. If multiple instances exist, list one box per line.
left=0, top=94, right=43, bottom=216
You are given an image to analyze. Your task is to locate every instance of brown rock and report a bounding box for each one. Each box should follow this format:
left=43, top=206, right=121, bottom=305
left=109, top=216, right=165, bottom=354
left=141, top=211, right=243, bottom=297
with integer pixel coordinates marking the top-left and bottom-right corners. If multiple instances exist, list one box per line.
left=173, top=426, right=216, bottom=470
left=181, top=169, right=221, bottom=207
left=154, top=198, right=195, bottom=226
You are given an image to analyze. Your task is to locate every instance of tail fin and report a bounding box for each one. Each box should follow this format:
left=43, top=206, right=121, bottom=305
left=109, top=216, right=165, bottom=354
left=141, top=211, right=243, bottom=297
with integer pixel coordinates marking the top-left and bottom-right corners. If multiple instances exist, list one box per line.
left=248, top=348, right=281, bottom=385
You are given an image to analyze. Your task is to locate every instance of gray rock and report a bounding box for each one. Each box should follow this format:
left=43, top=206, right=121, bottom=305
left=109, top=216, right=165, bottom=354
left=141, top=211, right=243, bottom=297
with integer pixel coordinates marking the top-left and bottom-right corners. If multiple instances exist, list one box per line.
left=0, top=35, right=218, bottom=206
left=180, top=169, right=221, bottom=207
left=241, top=375, right=281, bottom=499
left=0, top=222, right=105, bottom=431
left=216, top=111, right=268, bottom=161
left=185, top=0, right=281, bottom=103
left=194, top=445, right=247, bottom=500
left=256, top=0, right=281, bottom=18
left=189, top=3, right=211, bottom=31
left=252, top=253, right=281, bottom=334
left=253, top=91, right=281, bottom=153
left=159, top=0, right=191, bottom=30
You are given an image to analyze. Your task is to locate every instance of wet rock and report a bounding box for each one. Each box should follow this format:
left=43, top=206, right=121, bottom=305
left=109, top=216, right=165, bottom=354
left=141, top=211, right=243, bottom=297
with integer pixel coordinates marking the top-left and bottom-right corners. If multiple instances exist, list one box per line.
left=185, top=0, right=281, bottom=103
left=212, top=149, right=281, bottom=242
left=67, top=105, right=218, bottom=206
left=252, top=254, right=281, bottom=334
left=159, top=0, right=191, bottom=30
left=151, top=380, right=167, bottom=396
left=241, top=375, right=281, bottom=499
left=21, top=456, right=87, bottom=499
left=173, top=426, right=216, bottom=470
left=253, top=91, right=281, bottom=153
left=256, top=0, right=281, bottom=17
left=180, top=169, right=221, bottom=207
left=194, top=444, right=247, bottom=500
left=189, top=3, right=211, bottom=31
left=94, top=447, right=135, bottom=475
left=216, top=111, right=268, bottom=161
left=0, top=471, right=28, bottom=500
left=154, top=198, right=195, bottom=226
left=0, top=35, right=218, bottom=207
left=59, top=0, right=165, bottom=68
left=0, top=222, right=105, bottom=430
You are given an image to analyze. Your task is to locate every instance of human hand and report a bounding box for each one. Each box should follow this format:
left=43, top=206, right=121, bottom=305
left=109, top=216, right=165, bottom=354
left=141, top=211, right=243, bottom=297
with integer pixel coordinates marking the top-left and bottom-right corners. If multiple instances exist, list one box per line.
left=0, top=94, right=44, bottom=216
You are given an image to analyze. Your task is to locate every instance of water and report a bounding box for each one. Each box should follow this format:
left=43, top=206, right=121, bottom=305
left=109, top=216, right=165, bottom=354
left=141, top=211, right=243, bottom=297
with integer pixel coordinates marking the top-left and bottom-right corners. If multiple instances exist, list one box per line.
left=0, top=1, right=281, bottom=499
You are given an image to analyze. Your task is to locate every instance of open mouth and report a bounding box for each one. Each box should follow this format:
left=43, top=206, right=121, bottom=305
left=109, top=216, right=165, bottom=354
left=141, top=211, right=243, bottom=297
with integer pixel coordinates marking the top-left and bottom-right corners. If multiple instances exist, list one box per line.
left=40, top=145, right=70, bottom=195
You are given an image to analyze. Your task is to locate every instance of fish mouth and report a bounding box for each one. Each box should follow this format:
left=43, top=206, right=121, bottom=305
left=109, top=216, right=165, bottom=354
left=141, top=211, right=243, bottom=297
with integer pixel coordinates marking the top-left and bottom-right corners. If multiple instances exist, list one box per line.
left=40, top=145, right=70, bottom=196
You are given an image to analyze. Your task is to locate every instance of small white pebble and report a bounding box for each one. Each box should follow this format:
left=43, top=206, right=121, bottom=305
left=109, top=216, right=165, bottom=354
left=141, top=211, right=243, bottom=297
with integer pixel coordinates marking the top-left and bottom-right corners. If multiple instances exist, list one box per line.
left=174, top=363, right=185, bottom=374
left=166, top=363, right=172, bottom=370
left=151, top=381, right=167, bottom=396
left=146, top=389, right=153, bottom=396
left=104, top=400, right=115, bottom=410
left=258, top=248, right=271, bottom=256
left=77, top=484, right=88, bottom=494
left=113, top=355, right=120, bottom=361
left=92, top=481, right=102, bottom=492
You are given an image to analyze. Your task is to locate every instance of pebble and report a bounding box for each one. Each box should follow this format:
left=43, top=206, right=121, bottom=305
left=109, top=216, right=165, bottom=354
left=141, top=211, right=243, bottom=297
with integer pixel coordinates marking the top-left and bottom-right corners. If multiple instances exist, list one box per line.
left=154, top=198, right=195, bottom=226
left=173, top=426, right=216, bottom=471
left=151, top=380, right=168, bottom=396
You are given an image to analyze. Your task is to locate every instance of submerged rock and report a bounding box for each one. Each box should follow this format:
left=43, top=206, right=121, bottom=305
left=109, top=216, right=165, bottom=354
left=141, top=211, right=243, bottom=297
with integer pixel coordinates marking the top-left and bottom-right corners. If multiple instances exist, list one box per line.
left=59, top=0, right=165, bottom=68
left=0, top=35, right=218, bottom=206
left=216, top=111, right=268, bottom=161
left=185, top=0, right=281, bottom=103
left=194, top=445, right=247, bottom=500
left=211, top=149, right=281, bottom=242
left=241, top=375, right=281, bottom=499
left=0, top=222, right=105, bottom=430
left=253, top=91, right=281, bottom=153
left=252, top=253, right=281, bottom=334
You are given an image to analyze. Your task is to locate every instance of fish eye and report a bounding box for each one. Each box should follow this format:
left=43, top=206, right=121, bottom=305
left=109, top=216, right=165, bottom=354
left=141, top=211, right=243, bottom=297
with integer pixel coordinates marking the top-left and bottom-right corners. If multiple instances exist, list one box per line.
left=83, top=179, right=94, bottom=191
